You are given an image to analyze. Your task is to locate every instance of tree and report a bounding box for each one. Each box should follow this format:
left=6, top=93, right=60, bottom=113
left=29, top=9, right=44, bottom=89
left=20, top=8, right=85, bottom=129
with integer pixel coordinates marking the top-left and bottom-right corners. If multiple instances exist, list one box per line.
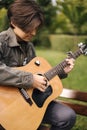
left=0, top=8, right=7, bottom=31
left=56, top=0, right=87, bottom=35
left=0, top=0, right=14, bottom=31
left=37, top=0, right=58, bottom=33
left=33, top=0, right=59, bottom=47
left=0, top=0, right=14, bottom=9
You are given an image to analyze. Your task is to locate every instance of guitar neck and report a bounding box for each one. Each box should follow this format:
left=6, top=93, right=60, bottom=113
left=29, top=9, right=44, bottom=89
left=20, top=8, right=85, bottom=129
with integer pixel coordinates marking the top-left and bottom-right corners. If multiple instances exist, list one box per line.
left=44, top=48, right=83, bottom=81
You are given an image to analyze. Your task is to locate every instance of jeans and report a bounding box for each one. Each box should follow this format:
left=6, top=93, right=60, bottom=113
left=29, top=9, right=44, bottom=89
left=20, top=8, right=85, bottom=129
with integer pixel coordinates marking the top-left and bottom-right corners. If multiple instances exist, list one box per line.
left=39, top=101, right=76, bottom=130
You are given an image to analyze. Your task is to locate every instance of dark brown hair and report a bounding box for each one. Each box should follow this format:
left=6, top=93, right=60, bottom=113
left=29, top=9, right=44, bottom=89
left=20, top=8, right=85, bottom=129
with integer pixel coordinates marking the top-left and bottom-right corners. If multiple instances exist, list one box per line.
left=7, top=0, right=44, bottom=32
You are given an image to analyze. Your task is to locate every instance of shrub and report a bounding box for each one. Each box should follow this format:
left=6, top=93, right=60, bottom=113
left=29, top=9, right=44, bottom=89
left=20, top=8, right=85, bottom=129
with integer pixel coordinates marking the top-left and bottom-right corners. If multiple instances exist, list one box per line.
left=49, top=35, right=87, bottom=52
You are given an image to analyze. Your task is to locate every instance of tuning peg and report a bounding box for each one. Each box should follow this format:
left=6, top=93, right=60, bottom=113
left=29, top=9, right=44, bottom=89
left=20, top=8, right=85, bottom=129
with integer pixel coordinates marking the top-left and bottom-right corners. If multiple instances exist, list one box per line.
left=67, top=51, right=75, bottom=59
left=84, top=49, right=87, bottom=55
left=78, top=42, right=83, bottom=48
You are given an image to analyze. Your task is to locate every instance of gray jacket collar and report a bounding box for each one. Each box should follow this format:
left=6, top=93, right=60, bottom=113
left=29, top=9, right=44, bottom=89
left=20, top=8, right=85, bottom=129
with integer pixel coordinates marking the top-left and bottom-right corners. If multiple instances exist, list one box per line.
left=6, top=28, right=20, bottom=47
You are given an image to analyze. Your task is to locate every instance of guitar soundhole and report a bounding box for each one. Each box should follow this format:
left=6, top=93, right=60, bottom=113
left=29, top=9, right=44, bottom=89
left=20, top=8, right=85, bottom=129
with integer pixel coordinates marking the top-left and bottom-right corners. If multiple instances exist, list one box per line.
left=32, top=85, right=52, bottom=107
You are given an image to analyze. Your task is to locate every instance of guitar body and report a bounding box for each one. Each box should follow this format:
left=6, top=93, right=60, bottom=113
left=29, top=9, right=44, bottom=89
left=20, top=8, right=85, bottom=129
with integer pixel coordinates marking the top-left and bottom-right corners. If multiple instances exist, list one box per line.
left=0, top=57, right=63, bottom=130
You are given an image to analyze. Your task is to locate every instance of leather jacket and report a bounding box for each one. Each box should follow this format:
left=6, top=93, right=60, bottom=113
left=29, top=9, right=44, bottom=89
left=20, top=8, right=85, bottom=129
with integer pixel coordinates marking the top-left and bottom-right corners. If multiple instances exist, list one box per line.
left=0, top=28, right=67, bottom=89
left=0, top=28, right=36, bottom=88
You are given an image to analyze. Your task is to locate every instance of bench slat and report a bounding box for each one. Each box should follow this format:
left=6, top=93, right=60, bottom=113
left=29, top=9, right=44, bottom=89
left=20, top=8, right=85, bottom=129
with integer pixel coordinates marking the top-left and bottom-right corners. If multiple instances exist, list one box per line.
left=57, top=100, right=87, bottom=116
left=38, top=88, right=87, bottom=130
left=60, top=88, right=87, bottom=102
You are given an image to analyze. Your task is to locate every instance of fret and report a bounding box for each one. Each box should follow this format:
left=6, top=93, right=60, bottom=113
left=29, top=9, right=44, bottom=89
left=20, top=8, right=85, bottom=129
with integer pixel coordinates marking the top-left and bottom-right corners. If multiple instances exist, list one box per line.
left=74, top=49, right=82, bottom=59
left=44, top=47, right=85, bottom=81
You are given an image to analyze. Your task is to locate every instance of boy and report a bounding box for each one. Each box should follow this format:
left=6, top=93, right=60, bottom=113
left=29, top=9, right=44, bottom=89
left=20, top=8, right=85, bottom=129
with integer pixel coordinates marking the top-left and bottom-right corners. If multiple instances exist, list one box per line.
left=0, top=0, right=76, bottom=130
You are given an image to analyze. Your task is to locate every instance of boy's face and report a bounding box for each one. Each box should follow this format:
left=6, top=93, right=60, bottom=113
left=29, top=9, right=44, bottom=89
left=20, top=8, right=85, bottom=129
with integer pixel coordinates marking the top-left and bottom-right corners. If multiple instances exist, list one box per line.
left=13, top=25, right=37, bottom=41
left=11, top=18, right=41, bottom=42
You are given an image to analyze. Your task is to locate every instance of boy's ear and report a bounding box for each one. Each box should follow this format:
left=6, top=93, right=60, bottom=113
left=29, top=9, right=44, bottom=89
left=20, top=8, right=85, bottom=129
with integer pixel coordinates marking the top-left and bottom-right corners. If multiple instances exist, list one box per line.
left=11, top=21, right=16, bottom=28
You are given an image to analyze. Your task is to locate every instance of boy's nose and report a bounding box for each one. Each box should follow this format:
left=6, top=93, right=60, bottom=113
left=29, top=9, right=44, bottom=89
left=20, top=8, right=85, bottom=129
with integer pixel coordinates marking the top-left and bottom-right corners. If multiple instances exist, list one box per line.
left=31, top=30, right=36, bottom=36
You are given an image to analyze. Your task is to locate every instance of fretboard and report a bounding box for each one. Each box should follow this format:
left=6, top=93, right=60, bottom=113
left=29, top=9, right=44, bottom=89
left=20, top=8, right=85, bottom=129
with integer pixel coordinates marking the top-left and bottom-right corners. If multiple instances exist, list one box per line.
left=44, top=48, right=83, bottom=81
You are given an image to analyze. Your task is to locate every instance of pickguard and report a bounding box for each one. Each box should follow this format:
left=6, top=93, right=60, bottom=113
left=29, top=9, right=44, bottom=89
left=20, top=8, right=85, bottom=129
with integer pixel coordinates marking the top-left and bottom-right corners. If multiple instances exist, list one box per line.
left=32, top=85, right=52, bottom=107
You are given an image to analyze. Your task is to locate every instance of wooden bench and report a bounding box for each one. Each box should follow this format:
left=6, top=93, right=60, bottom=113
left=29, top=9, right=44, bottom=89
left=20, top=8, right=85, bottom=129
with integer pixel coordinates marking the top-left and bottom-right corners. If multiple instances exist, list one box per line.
left=38, top=88, right=87, bottom=130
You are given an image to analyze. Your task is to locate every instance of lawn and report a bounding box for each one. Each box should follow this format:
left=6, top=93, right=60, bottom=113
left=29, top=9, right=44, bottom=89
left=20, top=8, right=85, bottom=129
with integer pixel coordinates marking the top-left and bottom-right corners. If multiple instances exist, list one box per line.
left=36, top=48, right=87, bottom=130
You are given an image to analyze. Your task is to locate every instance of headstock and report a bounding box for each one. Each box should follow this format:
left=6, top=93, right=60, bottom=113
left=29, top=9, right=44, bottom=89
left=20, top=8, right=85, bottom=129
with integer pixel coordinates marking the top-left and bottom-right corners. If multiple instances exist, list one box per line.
left=67, top=42, right=87, bottom=59
left=78, top=42, right=87, bottom=55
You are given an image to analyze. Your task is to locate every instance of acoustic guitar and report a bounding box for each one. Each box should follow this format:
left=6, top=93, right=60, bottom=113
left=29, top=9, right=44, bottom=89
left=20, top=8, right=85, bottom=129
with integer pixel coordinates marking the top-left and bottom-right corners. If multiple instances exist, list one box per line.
left=0, top=43, right=87, bottom=130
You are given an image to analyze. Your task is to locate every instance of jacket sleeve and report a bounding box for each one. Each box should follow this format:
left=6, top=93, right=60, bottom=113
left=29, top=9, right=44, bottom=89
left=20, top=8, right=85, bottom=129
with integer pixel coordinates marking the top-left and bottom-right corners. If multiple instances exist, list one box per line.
left=58, top=69, right=68, bottom=79
left=0, top=42, right=34, bottom=89
left=0, top=61, right=34, bottom=89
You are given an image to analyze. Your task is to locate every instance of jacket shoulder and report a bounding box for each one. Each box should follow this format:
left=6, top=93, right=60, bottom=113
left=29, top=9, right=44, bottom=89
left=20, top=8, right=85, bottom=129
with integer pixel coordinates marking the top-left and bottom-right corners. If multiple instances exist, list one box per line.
left=0, top=30, right=9, bottom=44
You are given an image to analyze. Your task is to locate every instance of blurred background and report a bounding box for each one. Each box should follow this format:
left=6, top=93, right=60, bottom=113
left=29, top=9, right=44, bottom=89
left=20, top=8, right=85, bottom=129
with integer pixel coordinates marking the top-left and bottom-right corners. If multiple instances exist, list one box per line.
left=0, top=0, right=87, bottom=129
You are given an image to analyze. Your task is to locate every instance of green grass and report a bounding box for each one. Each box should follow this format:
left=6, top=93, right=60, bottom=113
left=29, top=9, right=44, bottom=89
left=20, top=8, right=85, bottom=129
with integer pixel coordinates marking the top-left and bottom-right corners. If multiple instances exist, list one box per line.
left=36, top=48, right=87, bottom=91
left=36, top=48, right=87, bottom=130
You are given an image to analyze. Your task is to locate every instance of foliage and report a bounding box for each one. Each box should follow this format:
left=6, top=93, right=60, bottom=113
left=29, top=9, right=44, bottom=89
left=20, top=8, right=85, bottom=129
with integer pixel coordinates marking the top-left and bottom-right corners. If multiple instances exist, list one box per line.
left=32, top=0, right=59, bottom=46
left=0, top=8, right=8, bottom=32
left=56, top=0, right=87, bottom=35
left=0, top=0, right=14, bottom=9
left=49, top=34, right=87, bottom=52
left=37, top=0, right=58, bottom=33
